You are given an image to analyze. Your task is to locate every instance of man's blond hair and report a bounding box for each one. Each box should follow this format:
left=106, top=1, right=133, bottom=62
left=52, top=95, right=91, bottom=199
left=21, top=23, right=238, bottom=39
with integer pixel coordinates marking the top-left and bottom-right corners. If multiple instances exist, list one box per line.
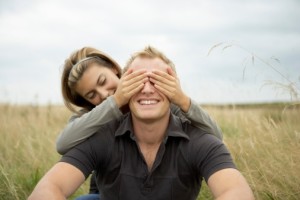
left=123, top=46, right=176, bottom=73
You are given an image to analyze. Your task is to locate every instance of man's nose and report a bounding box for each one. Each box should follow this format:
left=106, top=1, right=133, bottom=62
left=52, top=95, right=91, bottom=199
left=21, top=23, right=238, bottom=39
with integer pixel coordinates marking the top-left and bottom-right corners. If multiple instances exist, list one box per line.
left=141, top=80, right=155, bottom=94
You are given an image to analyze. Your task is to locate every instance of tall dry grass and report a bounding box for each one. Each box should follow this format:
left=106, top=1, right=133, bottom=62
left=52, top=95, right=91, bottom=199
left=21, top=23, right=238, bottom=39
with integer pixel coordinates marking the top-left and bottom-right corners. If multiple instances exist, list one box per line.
left=198, top=104, right=300, bottom=200
left=0, top=103, right=299, bottom=199
left=0, top=104, right=89, bottom=200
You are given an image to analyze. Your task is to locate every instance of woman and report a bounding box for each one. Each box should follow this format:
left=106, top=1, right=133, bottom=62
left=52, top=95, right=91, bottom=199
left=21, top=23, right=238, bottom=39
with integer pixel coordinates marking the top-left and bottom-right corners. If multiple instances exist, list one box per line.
left=57, top=46, right=223, bottom=200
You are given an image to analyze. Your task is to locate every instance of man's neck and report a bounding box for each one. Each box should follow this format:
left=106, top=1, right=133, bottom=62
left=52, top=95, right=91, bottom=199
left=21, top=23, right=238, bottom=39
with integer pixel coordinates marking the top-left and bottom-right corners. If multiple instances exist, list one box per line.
left=132, top=112, right=170, bottom=171
left=132, top=113, right=170, bottom=146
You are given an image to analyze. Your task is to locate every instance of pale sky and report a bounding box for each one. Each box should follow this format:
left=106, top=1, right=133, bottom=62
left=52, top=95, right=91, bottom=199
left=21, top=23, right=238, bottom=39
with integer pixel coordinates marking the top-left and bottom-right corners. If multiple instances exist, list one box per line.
left=0, top=0, right=299, bottom=105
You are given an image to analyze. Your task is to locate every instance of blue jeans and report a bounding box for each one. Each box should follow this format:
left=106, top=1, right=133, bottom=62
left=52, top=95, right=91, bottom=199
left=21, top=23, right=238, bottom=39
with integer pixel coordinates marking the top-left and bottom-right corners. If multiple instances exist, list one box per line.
left=74, top=193, right=100, bottom=200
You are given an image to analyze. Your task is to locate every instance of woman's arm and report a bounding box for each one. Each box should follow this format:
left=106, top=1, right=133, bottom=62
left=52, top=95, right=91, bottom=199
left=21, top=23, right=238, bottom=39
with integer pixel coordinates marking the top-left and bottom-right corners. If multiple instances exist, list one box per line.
left=170, top=99, right=223, bottom=140
left=150, top=67, right=223, bottom=140
left=57, top=69, right=148, bottom=154
left=56, top=96, right=122, bottom=154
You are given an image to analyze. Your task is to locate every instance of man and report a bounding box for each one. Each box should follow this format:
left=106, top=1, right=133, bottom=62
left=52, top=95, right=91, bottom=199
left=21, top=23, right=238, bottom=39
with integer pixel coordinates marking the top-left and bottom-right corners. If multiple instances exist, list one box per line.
left=28, top=46, right=254, bottom=200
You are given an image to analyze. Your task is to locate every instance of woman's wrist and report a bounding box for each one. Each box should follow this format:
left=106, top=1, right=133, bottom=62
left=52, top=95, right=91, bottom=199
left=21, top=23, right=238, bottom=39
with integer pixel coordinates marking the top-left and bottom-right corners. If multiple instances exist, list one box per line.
left=179, top=95, right=191, bottom=113
left=113, top=94, right=123, bottom=108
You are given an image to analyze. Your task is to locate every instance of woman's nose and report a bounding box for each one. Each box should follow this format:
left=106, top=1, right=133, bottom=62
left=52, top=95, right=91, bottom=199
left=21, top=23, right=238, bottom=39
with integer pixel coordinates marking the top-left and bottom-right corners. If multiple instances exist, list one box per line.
left=96, top=88, right=109, bottom=100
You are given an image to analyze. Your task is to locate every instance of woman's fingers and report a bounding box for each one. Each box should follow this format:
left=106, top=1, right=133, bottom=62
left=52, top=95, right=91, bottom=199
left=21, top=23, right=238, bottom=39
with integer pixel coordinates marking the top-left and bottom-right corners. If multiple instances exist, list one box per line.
left=149, top=69, right=177, bottom=95
left=115, top=69, right=148, bottom=105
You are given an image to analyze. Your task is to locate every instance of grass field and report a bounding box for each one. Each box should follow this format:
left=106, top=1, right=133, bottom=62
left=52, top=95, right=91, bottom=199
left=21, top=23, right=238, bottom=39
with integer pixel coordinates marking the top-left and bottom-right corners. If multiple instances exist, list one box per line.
left=0, top=102, right=299, bottom=200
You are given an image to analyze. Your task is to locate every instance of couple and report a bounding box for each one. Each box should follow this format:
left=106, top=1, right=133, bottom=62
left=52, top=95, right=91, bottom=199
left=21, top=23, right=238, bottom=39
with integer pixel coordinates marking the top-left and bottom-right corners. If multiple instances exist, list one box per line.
left=29, top=46, right=254, bottom=200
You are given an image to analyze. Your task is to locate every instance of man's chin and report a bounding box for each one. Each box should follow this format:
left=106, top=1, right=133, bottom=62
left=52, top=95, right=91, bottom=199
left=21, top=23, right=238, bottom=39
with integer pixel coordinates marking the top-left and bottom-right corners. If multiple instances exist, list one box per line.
left=132, top=113, right=160, bottom=122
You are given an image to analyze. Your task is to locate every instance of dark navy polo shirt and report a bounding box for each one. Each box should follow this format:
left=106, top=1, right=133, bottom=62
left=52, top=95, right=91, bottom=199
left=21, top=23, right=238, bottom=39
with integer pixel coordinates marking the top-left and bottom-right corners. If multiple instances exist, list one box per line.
left=61, top=113, right=235, bottom=200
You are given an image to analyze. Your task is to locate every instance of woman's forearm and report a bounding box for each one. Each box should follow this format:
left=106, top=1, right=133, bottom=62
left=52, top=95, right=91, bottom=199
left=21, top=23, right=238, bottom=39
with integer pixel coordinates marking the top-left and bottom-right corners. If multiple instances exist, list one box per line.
left=56, top=96, right=123, bottom=154
left=171, top=98, right=223, bottom=140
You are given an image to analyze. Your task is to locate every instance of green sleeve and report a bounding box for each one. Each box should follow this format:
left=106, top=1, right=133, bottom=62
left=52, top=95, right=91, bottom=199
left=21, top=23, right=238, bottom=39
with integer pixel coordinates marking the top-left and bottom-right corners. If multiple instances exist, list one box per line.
left=170, top=98, right=223, bottom=140
left=56, top=96, right=123, bottom=154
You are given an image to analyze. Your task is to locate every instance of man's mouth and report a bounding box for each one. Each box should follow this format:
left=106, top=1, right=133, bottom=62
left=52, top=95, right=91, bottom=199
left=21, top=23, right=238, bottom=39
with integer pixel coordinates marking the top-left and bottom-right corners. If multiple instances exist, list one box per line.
left=138, top=100, right=159, bottom=105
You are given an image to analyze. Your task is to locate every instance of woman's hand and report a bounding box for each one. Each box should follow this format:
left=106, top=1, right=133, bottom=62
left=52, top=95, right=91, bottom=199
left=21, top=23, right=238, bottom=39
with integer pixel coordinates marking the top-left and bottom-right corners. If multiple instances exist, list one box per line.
left=149, top=67, right=191, bottom=113
left=113, top=69, right=148, bottom=108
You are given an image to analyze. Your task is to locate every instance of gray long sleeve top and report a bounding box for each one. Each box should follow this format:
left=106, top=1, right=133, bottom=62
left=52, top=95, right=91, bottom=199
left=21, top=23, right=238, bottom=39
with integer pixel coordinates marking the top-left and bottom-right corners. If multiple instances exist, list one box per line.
left=56, top=96, right=222, bottom=154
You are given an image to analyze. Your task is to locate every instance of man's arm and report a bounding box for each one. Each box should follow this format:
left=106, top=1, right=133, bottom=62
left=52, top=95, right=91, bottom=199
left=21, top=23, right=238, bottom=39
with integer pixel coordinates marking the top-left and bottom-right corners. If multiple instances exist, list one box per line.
left=207, top=168, right=255, bottom=200
left=28, top=162, right=85, bottom=200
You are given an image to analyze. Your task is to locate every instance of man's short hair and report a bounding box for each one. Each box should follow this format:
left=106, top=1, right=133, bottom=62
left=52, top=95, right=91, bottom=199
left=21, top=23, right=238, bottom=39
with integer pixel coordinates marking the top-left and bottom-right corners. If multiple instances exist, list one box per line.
left=123, top=46, right=176, bottom=73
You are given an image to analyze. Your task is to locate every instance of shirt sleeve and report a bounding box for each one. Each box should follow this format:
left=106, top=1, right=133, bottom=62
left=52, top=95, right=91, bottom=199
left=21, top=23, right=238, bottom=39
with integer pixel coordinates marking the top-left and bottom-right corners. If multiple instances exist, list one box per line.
left=59, top=140, right=95, bottom=179
left=59, top=127, right=112, bottom=179
left=190, top=134, right=236, bottom=182
left=170, top=98, right=223, bottom=140
left=56, top=96, right=123, bottom=154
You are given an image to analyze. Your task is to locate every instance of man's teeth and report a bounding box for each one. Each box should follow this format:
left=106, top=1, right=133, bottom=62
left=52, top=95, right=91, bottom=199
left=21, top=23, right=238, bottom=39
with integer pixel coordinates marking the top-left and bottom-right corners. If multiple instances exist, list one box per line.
left=140, top=100, right=158, bottom=105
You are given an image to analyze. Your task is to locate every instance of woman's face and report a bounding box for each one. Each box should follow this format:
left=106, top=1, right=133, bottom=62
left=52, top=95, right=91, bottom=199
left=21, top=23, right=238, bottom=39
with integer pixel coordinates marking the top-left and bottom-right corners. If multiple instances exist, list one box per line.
left=75, top=63, right=120, bottom=106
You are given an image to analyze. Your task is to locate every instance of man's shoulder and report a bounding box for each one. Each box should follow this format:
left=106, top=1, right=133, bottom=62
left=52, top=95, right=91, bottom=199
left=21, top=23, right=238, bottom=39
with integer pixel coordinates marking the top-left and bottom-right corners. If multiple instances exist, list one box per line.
left=91, top=113, right=130, bottom=138
left=169, top=114, right=220, bottom=146
left=177, top=119, right=223, bottom=151
left=181, top=119, right=214, bottom=138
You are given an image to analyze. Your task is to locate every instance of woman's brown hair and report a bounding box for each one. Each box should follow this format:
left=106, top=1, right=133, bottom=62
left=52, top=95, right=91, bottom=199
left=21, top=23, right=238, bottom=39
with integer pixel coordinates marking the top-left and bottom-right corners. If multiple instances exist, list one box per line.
left=61, top=47, right=122, bottom=114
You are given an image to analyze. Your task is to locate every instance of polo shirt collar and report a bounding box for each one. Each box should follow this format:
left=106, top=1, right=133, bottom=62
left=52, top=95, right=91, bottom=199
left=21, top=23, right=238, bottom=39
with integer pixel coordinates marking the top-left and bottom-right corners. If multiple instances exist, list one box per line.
left=114, top=113, right=190, bottom=141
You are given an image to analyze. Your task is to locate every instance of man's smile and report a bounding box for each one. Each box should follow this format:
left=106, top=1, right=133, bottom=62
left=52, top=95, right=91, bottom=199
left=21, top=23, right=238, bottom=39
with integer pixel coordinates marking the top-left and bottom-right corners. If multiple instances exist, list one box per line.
left=138, top=99, right=159, bottom=105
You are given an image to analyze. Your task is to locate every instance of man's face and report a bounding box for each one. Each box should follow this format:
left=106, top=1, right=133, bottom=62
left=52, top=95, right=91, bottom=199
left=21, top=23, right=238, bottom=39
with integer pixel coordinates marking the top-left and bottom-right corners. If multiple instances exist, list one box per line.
left=129, top=56, right=170, bottom=122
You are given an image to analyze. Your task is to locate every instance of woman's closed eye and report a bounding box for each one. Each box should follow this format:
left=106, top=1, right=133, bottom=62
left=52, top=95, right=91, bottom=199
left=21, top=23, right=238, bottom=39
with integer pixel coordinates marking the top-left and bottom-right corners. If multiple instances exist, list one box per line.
left=86, top=92, right=96, bottom=100
left=98, top=75, right=106, bottom=86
